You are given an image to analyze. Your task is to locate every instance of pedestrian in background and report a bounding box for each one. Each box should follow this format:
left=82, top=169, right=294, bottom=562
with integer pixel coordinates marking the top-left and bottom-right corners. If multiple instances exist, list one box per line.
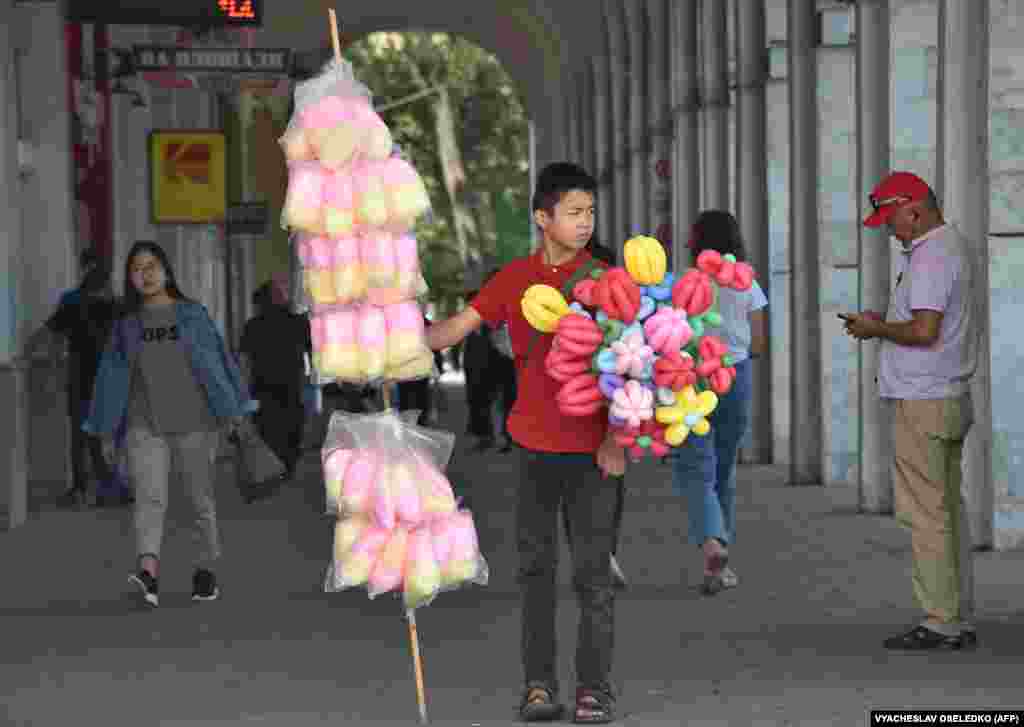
left=84, top=241, right=257, bottom=609
left=842, top=171, right=977, bottom=650
left=28, top=248, right=120, bottom=508
left=670, top=211, right=768, bottom=595
left=240, top=279, right=312, bottom=482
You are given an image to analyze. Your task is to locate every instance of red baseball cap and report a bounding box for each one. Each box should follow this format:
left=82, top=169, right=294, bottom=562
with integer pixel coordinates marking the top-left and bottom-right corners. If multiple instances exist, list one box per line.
left=863, top=171, right=931, bottom=228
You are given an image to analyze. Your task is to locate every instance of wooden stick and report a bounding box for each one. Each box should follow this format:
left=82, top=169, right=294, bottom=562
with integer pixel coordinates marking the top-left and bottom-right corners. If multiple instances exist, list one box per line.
left=382, top=385, right=393, bottom=411
left=407, top=608, right=429, bottom=724
left=328, top=8, right=342, bottom=63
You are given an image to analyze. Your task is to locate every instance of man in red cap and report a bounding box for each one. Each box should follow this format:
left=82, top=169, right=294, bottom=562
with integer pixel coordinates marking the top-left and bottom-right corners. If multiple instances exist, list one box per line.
left=841, top=171, right=978, bottom=650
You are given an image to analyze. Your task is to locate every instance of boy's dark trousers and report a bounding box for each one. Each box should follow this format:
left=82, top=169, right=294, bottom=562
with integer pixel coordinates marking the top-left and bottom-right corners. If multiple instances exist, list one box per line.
left=517, top=449, right=621, bottom=696
left=252, top=384, right=305, bottom=476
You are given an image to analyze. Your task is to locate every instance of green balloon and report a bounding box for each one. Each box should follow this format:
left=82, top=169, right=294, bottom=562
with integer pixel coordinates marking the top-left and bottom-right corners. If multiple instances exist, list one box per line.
left=690, top=319, right=704, bottom=338
left=704, top=312, right=722, bottom=327
left=637, top=435, right=652, bottom=448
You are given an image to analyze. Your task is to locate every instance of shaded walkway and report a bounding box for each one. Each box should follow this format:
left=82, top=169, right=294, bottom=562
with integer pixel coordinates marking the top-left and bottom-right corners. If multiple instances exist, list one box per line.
left=2, top=382, right=1023, bottom=725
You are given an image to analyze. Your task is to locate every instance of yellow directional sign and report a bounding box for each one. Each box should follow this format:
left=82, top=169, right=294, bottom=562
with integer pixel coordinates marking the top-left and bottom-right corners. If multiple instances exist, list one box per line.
left=149, top=130, right=227, bottom=224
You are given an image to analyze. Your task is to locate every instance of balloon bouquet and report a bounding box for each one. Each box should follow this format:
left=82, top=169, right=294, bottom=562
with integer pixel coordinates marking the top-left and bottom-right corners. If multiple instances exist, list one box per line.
left=521, top=235, right=756, bottom=459
left=280, top=12, right=486, bottom=724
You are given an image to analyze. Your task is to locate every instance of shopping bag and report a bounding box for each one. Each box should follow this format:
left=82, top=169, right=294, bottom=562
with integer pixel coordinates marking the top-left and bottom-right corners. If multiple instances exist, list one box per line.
left=230, top=421, right=287, bottom=503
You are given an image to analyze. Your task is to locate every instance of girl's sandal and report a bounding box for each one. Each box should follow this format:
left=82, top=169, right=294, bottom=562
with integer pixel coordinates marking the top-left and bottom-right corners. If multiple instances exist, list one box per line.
left=573, top=687, right=616, bottom=724
left=519, top=684, right=563, bottom=722
left=701, top=551, right=729, bottom=596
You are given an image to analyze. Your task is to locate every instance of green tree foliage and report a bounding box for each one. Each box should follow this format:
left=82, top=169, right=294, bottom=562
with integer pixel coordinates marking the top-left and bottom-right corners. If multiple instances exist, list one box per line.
left=345, top=33, right=530, bottom=310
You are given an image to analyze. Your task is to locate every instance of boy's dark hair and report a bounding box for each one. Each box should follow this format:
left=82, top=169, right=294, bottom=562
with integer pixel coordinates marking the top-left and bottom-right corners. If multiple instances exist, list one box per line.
left=531, top=162, right=597, bottom=217
left=121, top=240, right=192, bottom=314
left=690, top=210, right=748, bottom=263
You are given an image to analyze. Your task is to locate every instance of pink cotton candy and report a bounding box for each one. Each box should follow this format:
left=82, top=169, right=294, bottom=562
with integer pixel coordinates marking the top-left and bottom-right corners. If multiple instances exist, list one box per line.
left=430, top=516, right=455, bottom=566
left=386, top=301, right=424, bottom=336
left=412, top=450, right=456, bottom=520
left=341, top=448, right=378, bottom=514
left=368, top=527, right=409, bottom=597
left=357, top=305, right=387, bottom=379
left=283, top=162, right=326, bottom=234
left=393, top=234, right=419, bottom=273
left=403, top=527, right=442, bottom=609
left=323, top=447, right=353, bottom=511
left=323, top=173, right=356, bottom=237
left=323, top=309, right=356, bottom=345
left=336, top=524, right=390, bottom=588
left=359, top=233, right=398, bottom=290
left=352, top=161, right=389, bottom=228
left=373, top=459, right=397, bottom=531
left=391, top=457, right=423, bottom=526
left=298, top=95, right=349, bottom=129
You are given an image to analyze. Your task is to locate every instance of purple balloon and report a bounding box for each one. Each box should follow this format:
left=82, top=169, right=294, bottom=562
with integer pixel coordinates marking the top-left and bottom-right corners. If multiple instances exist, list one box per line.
left=608, top=414, right=627, bottom=428
left=598, top=373, right=625, bottom=400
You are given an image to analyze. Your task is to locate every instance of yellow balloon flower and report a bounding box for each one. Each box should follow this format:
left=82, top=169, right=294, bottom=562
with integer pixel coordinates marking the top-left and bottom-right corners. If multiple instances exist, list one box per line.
left=654, top=385, right=718, bottom=446
left=623, top=235, right=668, bottom=285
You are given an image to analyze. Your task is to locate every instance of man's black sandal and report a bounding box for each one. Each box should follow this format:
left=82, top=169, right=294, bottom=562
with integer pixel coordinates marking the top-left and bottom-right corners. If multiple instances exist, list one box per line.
left=573, top=687, right=616, bottom=724
left=883, top=625, right=965, bottom=651
left=519, top=684, right=563, bottom=722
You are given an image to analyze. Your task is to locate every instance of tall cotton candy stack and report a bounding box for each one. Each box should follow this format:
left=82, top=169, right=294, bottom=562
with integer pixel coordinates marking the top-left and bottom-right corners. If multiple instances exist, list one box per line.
left=357, top=305, right=388, bottom=379
left=283, top=161, right=327, bottom=234
left=321, top=309, right=361, bottom=380
left=403, top=528, right=441, bottom=609
left=437, top=510, right=485, bottom=588
left=323, top=172, right=356, bottom=238
left=332, top=238, right=366, bottom=304
left=368, top=527, right=409, bottom=597
left=334, top=523, right=390, bottom=588
left=341, top=448, right=379, bottom=514
left=352, top=161, right=390, bottom=229
left=299, top=237, right=336, bottom=305
left=323, top=447, right=353, bottom=514
left=411, top=450, right=456, bottom=520
left=381, top=157, right=431, bottom=233
left=385, top=302, right=434, bottom=380
left=392, top=234, right=420, bottom=297
left=360, top=232, right=398, bottom=291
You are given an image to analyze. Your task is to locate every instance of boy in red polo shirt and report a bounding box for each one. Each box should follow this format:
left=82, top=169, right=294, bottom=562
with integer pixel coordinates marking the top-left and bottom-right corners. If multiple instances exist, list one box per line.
left=427, top=163, right=626, bottom=724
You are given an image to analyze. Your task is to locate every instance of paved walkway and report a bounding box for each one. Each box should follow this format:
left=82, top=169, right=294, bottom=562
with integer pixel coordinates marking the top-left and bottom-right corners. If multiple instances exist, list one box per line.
left=2, top=382, right=1023, bottom=726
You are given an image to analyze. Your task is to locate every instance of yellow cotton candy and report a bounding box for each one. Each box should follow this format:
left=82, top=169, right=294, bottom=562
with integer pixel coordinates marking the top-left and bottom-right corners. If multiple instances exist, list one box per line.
left=360, top=350, right=386, bottom=381
left=304, top=269, right=336, bottom=305
left=322, top=345, right=362, bottom=381
left=325, top=208, right=355, bottom=238
left=284, top=203, right=324, bottom=236
left=357, top=179, right=389, bottom=228
left=440, top=559, right=478, bottom=588
left=319, top=126, right=362, bottom=170
left=333, top=516, right=369, bottom=563
left=334, top=266, right=367, bottom=304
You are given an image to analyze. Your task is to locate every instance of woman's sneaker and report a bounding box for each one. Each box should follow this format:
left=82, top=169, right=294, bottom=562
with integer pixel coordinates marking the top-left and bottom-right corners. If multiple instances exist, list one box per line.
left=192, top=568, right=220, bottom=602
left=720, top=566, right=739, bottom=589
left=129, top=571, right=159, bottom=608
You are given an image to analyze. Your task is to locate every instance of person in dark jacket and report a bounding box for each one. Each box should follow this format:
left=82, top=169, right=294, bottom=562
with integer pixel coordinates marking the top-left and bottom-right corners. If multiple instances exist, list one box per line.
left=34, top=249, right=120, bottom=507
left=240, top=281, right=312, bottom=482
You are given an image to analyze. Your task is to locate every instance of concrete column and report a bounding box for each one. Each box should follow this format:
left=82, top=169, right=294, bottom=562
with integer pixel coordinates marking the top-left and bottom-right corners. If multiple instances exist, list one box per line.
left=939, top=0, right=993, bottom=547
left=735, top=0, right=772, bottom=464
left=592, top=55, right=614, bottom=251
left=565, top=73, right=581, bottom=163
left=787, top=0, right=824, bottom=484
left=604, top=0, right=630, bottom=253
left=855, top=0, right=893, bottom=512
left=671, top=0, right=700, bottom=272
left=0, top=0, right=28, bottom=529
left=579, top=63, right=596, bottom=183
left=702, top=0, right=729, bottom=210
left=624, top=0, right=648, bottom=235
left=645, top=0, right=672, bottom=249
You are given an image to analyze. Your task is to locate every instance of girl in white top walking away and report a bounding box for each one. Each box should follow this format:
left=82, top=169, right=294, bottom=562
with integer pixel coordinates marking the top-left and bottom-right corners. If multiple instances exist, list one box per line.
left=671, top=211, right=768, bottom=595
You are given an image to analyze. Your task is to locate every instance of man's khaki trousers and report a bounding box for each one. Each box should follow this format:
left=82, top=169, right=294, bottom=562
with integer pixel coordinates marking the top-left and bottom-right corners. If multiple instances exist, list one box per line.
left=892, top=396, right=974, bottom=627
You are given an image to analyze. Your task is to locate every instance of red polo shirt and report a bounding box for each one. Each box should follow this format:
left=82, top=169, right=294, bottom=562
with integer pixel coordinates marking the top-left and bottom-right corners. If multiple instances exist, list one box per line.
left=470, top=249, right=609, bottom=454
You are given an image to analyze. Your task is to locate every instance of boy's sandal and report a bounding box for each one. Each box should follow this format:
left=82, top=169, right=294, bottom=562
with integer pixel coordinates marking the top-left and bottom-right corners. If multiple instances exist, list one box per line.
left=519, top=684, right=563, bottom=722
left=573, top=687, right=616, bottom=724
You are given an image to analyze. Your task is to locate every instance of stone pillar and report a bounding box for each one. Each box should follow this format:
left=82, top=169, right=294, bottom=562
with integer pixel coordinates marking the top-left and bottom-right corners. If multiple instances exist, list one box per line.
left=702, top=0, right=729, bottom=210
left=645, top=0, right=672, bottom=248
left=592, top=56, right=614, bottom=252
left=855, top=0, right=893, bottom=512
left=604, top=0, right=630, bottom=253
left=0, top=0, right=28, bottom=529
left=787, top=0, right=824, bottom=485
left=940, top=0, right=994, bottom=547
left=624, top=0, right=648, bottom=236
left=671, top=0, right=700, bottom=272
left=735, top=0, right=772, bottom=464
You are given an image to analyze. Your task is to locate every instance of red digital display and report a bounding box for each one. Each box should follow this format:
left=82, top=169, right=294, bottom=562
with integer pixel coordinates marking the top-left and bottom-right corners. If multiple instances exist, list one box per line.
left=217, top=0, right=256, bottom=21
left=67, top=0, right=262, bottom=27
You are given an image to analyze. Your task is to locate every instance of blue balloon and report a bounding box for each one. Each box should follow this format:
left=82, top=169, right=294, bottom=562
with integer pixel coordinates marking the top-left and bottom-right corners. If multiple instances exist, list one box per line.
left=639, top=360, right=654, bottom=381
left=636, top=296, right=657, bottom=322
left=684, top=413, right=699, bottom=428
left=596, top=309, right=609, bottom=325
left=569, top=302, right=592, bottom=318
left=596, top=348, right=619, bottom=374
